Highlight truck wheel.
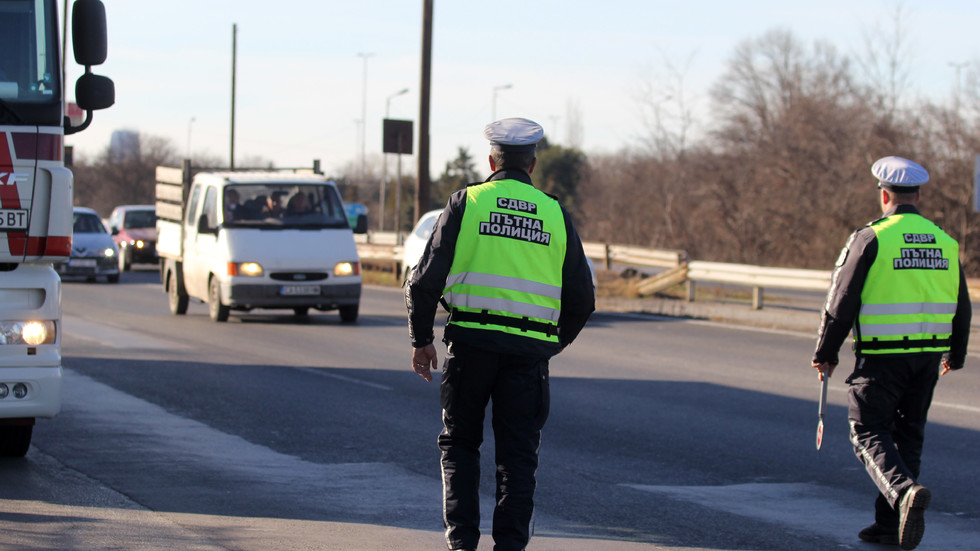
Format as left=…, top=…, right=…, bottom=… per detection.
left=339, top=304, right=359, bottom=323
left=208, top=277, right=230, bottom=322
left=0, top=425, right=32, bottom=457
left=168, top=272, right=188, bottom=315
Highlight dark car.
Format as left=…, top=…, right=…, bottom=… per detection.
left=55, top=207, right=120, bottom=283
left=108, top=205, right=158, bottom=271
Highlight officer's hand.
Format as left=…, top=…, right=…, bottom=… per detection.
left=412, top=343, right=438, bottom=383
left=941, top=359, right=954, bottom=376
left=812, top=361, right=835, bottom=381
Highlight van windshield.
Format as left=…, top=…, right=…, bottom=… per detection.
left=222, top=183, right=350, bottom=229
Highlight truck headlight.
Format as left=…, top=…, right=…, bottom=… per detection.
left=334, top=261, right=360, bottom=277
left=0, top=321, right=55, bottom=345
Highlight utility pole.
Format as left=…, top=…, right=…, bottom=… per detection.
left=416, top=0, right=433, bottom=224
left=230, top=23, right=237, bottom=170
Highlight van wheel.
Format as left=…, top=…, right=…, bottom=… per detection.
left=168, top=272, right=188, bottom=315
left=106, top=273, right=120, bottom=283
left=339, top=304, right=358, bottom=323
left=0, top=425, right=32, bottom=457
left=208, top=277, right=229, bottom=322
left=293, top=307, right=309, bottom=317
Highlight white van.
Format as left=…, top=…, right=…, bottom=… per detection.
left=157, top=169, right=364, bottom=322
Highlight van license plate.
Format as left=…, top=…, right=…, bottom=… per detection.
left=281, top=285, right=320, bottom=296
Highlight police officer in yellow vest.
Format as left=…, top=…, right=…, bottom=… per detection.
left=812, top=156, right=971, bottom=550
left=406, top=118, right=595, bottom=551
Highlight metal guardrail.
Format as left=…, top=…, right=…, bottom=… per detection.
left=358, top=243, right=404, bottom=275
left=355, top=232, right=833, bottom=310
left=686, top=261, right=831, bottom=309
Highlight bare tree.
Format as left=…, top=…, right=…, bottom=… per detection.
left=74, top=134, right=179, bottom=215
left=854, top=1, right=914, bottom=120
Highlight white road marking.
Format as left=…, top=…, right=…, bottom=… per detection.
left=294, top=367, right=393, bottom=391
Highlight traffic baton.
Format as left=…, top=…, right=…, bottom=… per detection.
left=816, top=374, right=828, bottom=450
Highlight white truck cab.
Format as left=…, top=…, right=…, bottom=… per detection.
left=0, top=0, right=114, bottom=456
left=156, top=164, right=363, bottom=322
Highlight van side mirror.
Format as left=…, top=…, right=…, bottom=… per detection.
left=353, top=214, right=368, bottom=234
left=197, top=213, right=215, bottom=235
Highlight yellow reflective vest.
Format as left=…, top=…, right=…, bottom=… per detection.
left=443, top=179, right=567, bottom=343
left=855, top=212, right=959, bottom=354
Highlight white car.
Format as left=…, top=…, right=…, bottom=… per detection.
left=401, top=209, right=443, bottom=281
left=401, top=208, right=597, bottom=295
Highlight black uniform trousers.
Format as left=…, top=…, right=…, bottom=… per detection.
left=438, top=341, right=550, bottom=551
left=846, top=353, right=940, bottom=528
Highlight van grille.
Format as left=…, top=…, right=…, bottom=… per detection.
left=270, top=272, right=329, bottom=282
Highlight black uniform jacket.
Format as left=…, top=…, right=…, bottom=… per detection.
left=405, top=168, right=596, bottom=358
left=812, top=204, right=972, bottom=369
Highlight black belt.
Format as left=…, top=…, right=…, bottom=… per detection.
left=450, top=308, right=557, bottom=337
left=856, top=335, right=950, bottom=351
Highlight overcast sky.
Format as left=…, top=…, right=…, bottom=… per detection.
left=64, top=1, right=980, bottom=179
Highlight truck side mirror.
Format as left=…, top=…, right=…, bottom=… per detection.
left=75, top=73, right=114, bottom=111
left=72, top=0, right=108, bottom=66
left=65, top=0, right=114, bottom=134
left=353, top=214, right=368, bottom=234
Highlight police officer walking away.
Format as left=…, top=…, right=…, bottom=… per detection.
left=406, top=118, right=595, bottom=551
left=811, top=156, right=971, bottom=550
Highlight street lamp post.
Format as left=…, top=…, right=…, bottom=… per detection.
left=380, top=88, right=409, bottom=232
left=492, top=84, right=512, bottom=121
left=357, top=52, right=375, bottom=198
left=186, top=116, right=195, bottom=160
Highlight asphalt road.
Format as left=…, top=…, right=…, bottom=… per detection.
left=0, top=269, right=977, bottom=550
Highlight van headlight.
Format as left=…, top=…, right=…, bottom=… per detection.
left=334, top=261, right=360, bottom=277
left=228, top=262, right=264, bottom=276
left=0, top=321, right=55, bottom=345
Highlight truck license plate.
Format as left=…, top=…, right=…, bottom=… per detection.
left=0, top=209, right=28, bottom=231
left=281, top=285, right=320, bottom=296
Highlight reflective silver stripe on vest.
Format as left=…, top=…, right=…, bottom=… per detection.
left=859, top=302, right=958, bottom=316
left=445, top=271, right=562, bottom=300
left=859, top=321, right=953, bottom=337
left=444, top=291, right=560, bottom=323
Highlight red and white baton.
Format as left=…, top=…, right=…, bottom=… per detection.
left=816, top=375, right=828, bottom=450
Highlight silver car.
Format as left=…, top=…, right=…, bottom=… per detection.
left=56, top=207, right=120, bottom=283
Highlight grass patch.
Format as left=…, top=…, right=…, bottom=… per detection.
left=363, top=269, right=401, bottom=287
